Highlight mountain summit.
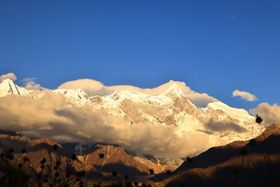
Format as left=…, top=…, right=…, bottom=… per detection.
left=0, top=79, right=30, bottom=97
left=162, top=82, right=185, bottom=98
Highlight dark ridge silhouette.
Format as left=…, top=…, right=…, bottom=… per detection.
left=0, top=130, right=18, bottom=136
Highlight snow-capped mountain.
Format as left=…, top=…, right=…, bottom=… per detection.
left=54, top=88, right=90, bottom=106
left=0, top=79, right=265, bottom=156
left=0, top=79, right=31, bottom=97
left=90, top=83, right=264, bottom=144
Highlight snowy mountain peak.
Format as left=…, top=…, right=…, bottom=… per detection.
left=162, top=82, right=185, bottom=98
left=0, top=79, right=30, bottom=97
left=0, top=78, right=18, bottom=93
left=54, top=88, right=90, bottom=106
left=1, top=78, right=14, bottom=85
left=104, top=89, right=153, bottom=104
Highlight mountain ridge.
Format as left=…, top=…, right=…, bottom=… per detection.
left=0, top=79, right=265, bottom=158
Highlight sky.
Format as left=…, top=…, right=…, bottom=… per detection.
left=0, top=0, right=279, bottom=109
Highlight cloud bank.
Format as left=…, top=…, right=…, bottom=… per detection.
left=232, top=90, right=257, bottom=102
left=0, top=92, right=221, bottom=158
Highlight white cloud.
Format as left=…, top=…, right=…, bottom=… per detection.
left=0, top=72, right=17, bottom=82
left=187, top=93, right=217, bottom=107
left=58, top=79, right=109, bottom=95
left=250, top=103, right=280, bottom=126
left=232, top=90, right=257, bottom=102
left=58, top=79, right=217, bottom=106
left=21, top=78, right=43, bottom=90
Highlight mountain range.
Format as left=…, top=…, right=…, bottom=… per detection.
left=0, top=78, right=265, bottom=158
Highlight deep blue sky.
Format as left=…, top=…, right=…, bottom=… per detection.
left=0, top=0, right=279, bottom=109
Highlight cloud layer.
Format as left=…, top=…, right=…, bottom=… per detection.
left=0, top=92, right=221, bottom=158
left=232, top=90, right=257, bottom=101
left=0, top=73, right=17, bottom=82
left=21, top=78, right=43, bottom=90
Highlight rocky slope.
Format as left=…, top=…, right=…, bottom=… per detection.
left=0, top=132, right=176, bottom=186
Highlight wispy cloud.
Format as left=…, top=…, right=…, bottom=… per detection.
left=250, top=103, right=280, bottom=126
left=0, top=72, right=17, bottom=82
left=21, top=78, right=43, bottom=90
left=232, top=90, right=257, bottom=102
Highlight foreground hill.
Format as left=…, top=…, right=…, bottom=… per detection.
left=0, top=132, right=177, bottom=186
left=157, top=123, right=280, bottom=187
